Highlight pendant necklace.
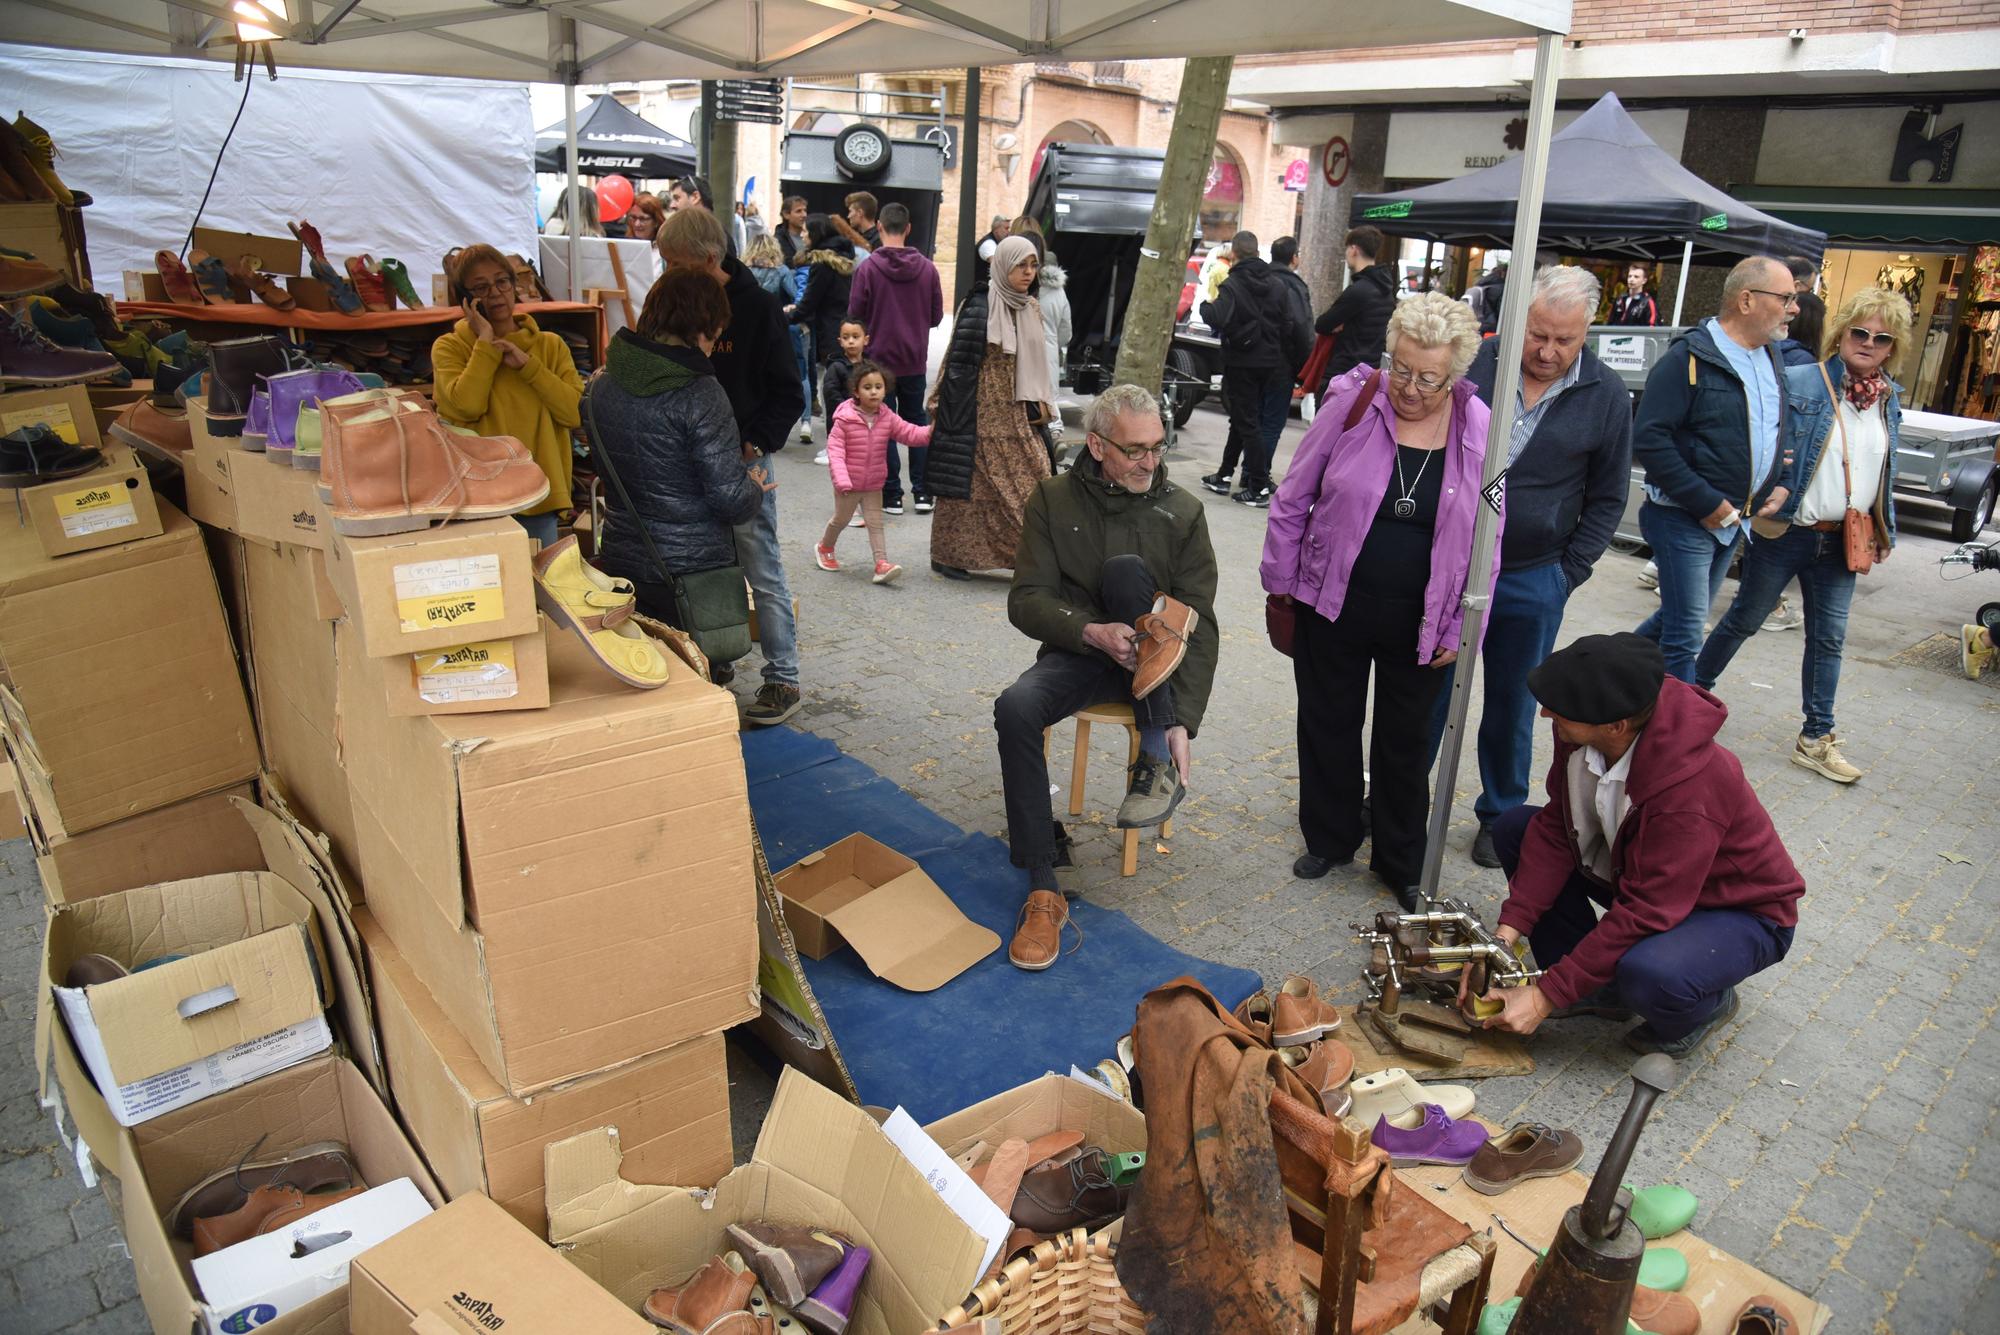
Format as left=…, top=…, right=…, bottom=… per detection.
left=1393, top=408, right=1447, bottom=520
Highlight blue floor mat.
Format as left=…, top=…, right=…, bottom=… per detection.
left=742, top=726, right=1263, bottom=1122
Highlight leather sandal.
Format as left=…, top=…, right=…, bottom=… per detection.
left=230, top=254, right=296, bottom=311
left=155, top=249, right=205, bottom=305
left=346, top=255, right=394, bottom=312
left=532, top=534, right=672, bottom=689
left=188, top=249, right=235, bottom=303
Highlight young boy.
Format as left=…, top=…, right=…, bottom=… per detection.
left=818, top=316, right=869, bottom=468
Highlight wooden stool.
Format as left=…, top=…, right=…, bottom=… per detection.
left=1046, top=702, right=1173, bottom=877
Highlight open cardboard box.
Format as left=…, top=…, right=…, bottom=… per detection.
left=922, top=1072, right=1147, bottom=1164
left=359, top=906, right=731, bottom=1234
left=350, top=1191, right=655, bottom=1335
left=30, top=783, right=264, bottom=906
left=546, top=1069, right=990, bottom=1335
left=113, top=1053, right=444, bottom=1335
left=774, top=832, right=998, bottom=988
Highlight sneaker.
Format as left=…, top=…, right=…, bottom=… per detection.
left=798, top=420, right=814, bottom=442
left=847, top=511, right=866, bottom=528
left=1761, top=596, right=1802, bottom=632
left=1008, top=890, right=1071, bottom=971
left=813, top=544, right=839, bottom=572
left=1791, top=732, right=1861, bottom=784
left=1624, top=987, right=1739, bottom=1058
left=1116, top=752, right=1185, bottom=829
left=743, top=683, right=802, bottom=727
left=1964, top=624, right=1994, bottom=680
left=1199, top=471, right=1232, bottom=496
left=1636, top=561, right=1659, bottom=590
left=871, top=560, right=902, bottom=585
left=1232, top=485, right=1274, bottom=508
left=913, top=493, right=935, bottom=514
left=814, top=449, right=829, bottom=465
left=883, top=498, right=905, bottom=515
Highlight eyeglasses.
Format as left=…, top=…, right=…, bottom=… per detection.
left=464, top=275, right=515, bottom=298
left=1092, top=432, right=1167, bottom=462
left=1846, top=327, right=1896, bottom=349
left=1748, top=288, right=1801, bottom=309
left=1386, top=360, right=1449, bottom=395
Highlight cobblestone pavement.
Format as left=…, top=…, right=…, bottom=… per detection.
left=3, top=394, right=1994, bottom=1332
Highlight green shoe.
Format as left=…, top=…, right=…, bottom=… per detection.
left=1477, top=1298, right=1520, bottom=1335
left=13, top=114, right=75, bottom=206
left=1637, top=1246, right=1689, bottom=1293
left=1625, top=1183, right=1697, bottom=1240
left=378, top=258, right=425, bottom=309
left=1116, top=751, right=1185, bottom=829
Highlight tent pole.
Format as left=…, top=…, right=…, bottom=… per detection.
left=564, top=76, right=581, bottom=303
left=1670, top=238, right=1692, bottom=325
left=1418, top=30, right=1562, bottom=901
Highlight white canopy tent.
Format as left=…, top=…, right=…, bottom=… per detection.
left=3, top=0, right=1574, bottom=902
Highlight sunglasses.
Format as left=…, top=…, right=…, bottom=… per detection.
left=1846, top=327, right=1895, bottom=349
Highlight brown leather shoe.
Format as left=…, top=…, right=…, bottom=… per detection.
left=0, top=251, right=62, bottom=298
left=168, top=1141, right=358, bottom=1239
left=1732, top=1295, right=1798, bottom=1334
left=254, top=1184, right=370, bottom=1235
left=1131, top=594, right=1195, bottom=700
left=644, top=1252, right=759, bottom=1332
left=1231, top=991, right=1275, bottom=1045
left=722, top=1224, right=845, bottom=1309
left=1278, top=1040, right=1354, bottom=1117
left=1516, top=1261, right=1697, bottom=1335
left=322, top=394, right=548, bottom=536
left=191, top=1181, right=369, bottom=1255
left=1009, top=1148, right=1130, bottom=1234
left=1007, top=890, right=1069, bottom=971
left=1269, top=975, right=1341, bottom=1046
left=1462, top=1121, right=1585, bottom=1195
left=109, top=400, right=194, bottom=457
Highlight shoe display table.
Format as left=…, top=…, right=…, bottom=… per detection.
left=112, top=299, right=607, bottom=372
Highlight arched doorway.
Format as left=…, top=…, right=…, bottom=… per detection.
left=1034, top=119, right=1109, bottom=180
left=1200, top=142, right=1246, bottom=243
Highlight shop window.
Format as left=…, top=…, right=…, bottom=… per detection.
left=1200, top=144, right=1245, bottom=244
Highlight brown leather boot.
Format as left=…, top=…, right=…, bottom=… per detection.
left=1131, top=594, right=1196, bottom=700
left=1268, top=974, right=1342, bottom=1046
left=169, top=1141, right=358, bottom=1239
left=643, top=1252, right=757, bottom=1332
left=322, top=394, right=548, bottom=536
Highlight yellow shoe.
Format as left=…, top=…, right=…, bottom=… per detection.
left=1964, top=624, right=1995, bottom=681
left=531, top=534, right=672, bottom=689
left=13, top=115, right=74, bottom=207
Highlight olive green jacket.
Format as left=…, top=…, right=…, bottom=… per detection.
left=1008, top=455, right=1220, bottom=737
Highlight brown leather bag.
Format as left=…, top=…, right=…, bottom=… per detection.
left=1266, top=370, right=1383, bottom=659
left=1819, top=363, right=1878, bottom=575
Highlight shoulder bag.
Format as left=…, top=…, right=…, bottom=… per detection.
left=582, top=374, right=753, bottom=663
left=1266, top=369, right=1384, bottom=657
left=1816, top=363, right=1877, bottom=576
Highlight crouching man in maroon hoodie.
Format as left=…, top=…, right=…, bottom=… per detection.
left=1466, top=631, right=1805, bottom=1059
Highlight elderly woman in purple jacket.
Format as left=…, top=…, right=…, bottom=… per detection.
left=1262, top=292, right=1497, bottom=907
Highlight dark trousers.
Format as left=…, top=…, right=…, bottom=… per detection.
left=1295, top=594, right=1447, bottom=887
left=882, top=371, right=929, bottom=503
left=1491, top=804, right=1794, bottom=1039
left=1218, top=364, right=1290, bottom=491
left=995, top=555, right=1174, bottom=869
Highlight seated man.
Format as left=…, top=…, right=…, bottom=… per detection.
left=995, top=383, right=1219, bottom=972
left=1468, top=632, right=1804, bottom=1058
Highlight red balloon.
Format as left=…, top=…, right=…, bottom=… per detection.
left=595, top=174, right=634, bottom=222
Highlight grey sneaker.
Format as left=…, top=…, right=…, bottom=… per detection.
left=1792, top=732, right=1861, bottom=783
left=1116, top=752, right=1184, bottom=829
left=1761, top=596, right=1802, bottom=632
left=743, top=683, right=801, bottom=727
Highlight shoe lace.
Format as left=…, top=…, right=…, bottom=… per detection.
left=1018, top=895, right=1085, bottom=956
left=1128, top=756, right=1159, bottom=791
left=230, top=1133, right=273, bottom=1196
left=7, top=311, right=65, bottom=354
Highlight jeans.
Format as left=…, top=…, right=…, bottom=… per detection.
left=1491, top=805, right=1793, bottom=1040
left=883, top=371, right=929, bottom=503
left=1694, top=524, right=1854, bottom=738
left=791, top=327, right=813, bottom=425
left=1634, top=500, right=1742, bottom=682
left=994, top=555, right=1174, bottom=869
left=733, top=459, right=799, bottom=687
left=516, top=511, right=560, bottom=547
left=1218, top=365, right=1290, bottom=491
left=1427, top=562, right=1570, bottom=823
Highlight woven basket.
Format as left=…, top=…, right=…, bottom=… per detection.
left=938, top=1228, right=1147, bottom=1334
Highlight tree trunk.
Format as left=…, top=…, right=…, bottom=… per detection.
left=1111, top=56, right=1233, bottom=397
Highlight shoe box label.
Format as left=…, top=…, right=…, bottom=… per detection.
left=53, top=479, right=139, bottom=538
left=1, top=401, right=84, bottom=445
left=393, top=555, right=506, bottom=636
left=411, top=640, right=520, bottom=704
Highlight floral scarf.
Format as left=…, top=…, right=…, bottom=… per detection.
left=1844, top=370, right=1888, bottom=414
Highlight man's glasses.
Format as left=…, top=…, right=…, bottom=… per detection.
left=1386, top=360, right=1449, bottom=394
left=1846, top=327, right=1895, bottom=349
left=1748, top=288, right=1801, bottom=309
left=465, top=275, right=515, bottom=299
left=1093, top=432, right=1167, bottom=462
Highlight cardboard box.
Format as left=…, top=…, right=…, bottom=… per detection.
left=32, top=782, right=264, bottom=906
left=113, top=1054, right=444, bottom=1335
left=351, top=1192, right=654, bottom=1335
left=44, top=867, right=334, bottom=1126
left=774, top=833, right=999, bottom=988
left=184, top=428, right=238, bottom=530
left=547, top=1069, right=989, bottom=1335
left=360, top=907, right=731, bottom=1233
left=193, top=225, right=302, bottom=277
left=231, top=449, right=334, bottom=550
left=342, top=627, right=756, bottom=1096
left=0, top=382, right=100, bottom=447
left=21, top=443, right=164, bottom=558
left=288, top=273, right=334, bottom=312
left=0, top=200, right=89, bottom=285
left=328, top=519, right=538, bottom=658
left=194, top=1179, right=432, bottom=1335
left=378, top=624, right=551, bottom=717
left=0, top=503, right=258, bottom=837
left=922, top=1073, right=1148, bottom=1163
left=0, top=774, right=22, bottom=841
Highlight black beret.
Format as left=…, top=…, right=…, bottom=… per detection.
left=1527, top=633, right=1665, bottom=725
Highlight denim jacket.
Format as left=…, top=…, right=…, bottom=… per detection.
left=1756, top=356, right=1899, bottom=547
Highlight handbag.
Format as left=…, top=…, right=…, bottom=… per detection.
left=582, top=375, right=752, bottom=664
left=1818, top=363, right=1878, bottom=575
left=1265, top=369, right=1384, bottom=658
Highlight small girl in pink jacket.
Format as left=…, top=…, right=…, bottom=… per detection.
left=814, top=360, right=934, bottom=584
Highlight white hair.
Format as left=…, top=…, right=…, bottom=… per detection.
left=1722, top=255, right=1785, bottom=306
left=1532, top=265, right=1601, bottom=318
left=1086, top=383, right=1161, bottom=438
left=1386, top=291, right=1483, bottom=378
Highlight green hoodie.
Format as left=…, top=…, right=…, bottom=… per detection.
left=605, top=329, right=704, bottom=397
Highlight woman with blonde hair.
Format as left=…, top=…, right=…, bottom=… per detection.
left=1261, top=292, right=1498, bottom=905
left=1695, top=286, right=1910, bottom=785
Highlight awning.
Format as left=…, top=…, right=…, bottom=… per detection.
left=1729, top=186, right=2000, bottom=250
left=535, top=94, right=696, bottom=180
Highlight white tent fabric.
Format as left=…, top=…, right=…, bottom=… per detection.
left=0, top=43, right=536, bottom=296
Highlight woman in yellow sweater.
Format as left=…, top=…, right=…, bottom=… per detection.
left=432, top=244, right=584, bottom=545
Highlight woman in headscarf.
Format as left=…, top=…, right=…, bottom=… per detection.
left=926, top=234, right=1057, bottom=578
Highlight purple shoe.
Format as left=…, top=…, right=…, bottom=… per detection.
left=0, top=311, right=122, bottom=386
left=795, top=1241, right=870, bottom=1335
left=1371, top=1103, right=1489, bottom=1167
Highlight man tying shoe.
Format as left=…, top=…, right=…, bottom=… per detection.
left=1466, top=632, right=1804, bottom=1058
left=995, top=383, right=1218, bottom=970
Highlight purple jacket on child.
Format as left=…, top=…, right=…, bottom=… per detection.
left=826, top=398, right=934, bottom=493
left=1259, top=365, right=1503, bottom=664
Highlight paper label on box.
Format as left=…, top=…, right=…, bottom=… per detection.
left=1, top=403, right=82, bottom=444
left=392, top=554, right=505, bottom=635
left=412, top=640, right=520, bottom=703
left=54, top=481, right=137, bottom=537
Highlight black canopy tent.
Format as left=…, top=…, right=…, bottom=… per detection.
left=1352, top=93, right=1828, bottom=268
left=534, top=95, right=697, bottom=181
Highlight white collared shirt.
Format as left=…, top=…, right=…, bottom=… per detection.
left=1798, top=398, right=1888, bottom=526
left=1571, top=740, right=1639, bottom=880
